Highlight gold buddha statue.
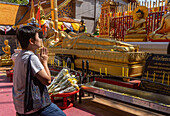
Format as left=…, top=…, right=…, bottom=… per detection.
left=0, top=40, right=13, bottom=66
left=63, top=32, right=138, bottom=52
left=47, top=30, right=138, bottom=52
left=44, top=21, right=59, bottom=47
left=125, top=6, right=148, bottom=42
left=1, top=40, right=11, bottom=59
left=149, top=2, right=170, bottom=40
left=44, top=18, right=138, bottom=51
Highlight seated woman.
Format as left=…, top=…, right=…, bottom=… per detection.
left=1, top=40, right=11, bottom=59
left=149, top=2, right=170, bottom=40
left=79, top=20, right=86, bottom=33
left=126, top=6, right=148, bottom=34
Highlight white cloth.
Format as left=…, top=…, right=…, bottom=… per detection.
left=0, top=26, right=12, bottom=32
left=63, top=22, right=72, bottom=30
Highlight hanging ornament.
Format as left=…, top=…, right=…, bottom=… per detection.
left=4, top=27, right=7, bottom=34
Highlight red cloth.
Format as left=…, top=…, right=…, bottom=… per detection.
left=36, top=8, right=41, bottom=28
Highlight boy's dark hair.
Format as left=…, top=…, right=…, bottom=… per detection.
left=16, top=26, right=38, bottom=49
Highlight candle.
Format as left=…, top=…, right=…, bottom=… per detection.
left=105, top=68, right=107, bottom=76
left=123, top=6, right=125, bottom=16
left=150, top=0, right=152, bottom=12
left=161, top=0, right=163, bottom=12
left=63, top=61, right=65, bottom=67
left=145, top=0, right=147, bottom=7
left=123, top=5, right=125, bottom=12
left=122, top=67, right=125, bottom=76
left=165, top=0, right=168, bottom=14
left=100, top=68, right=101, bottom=75
left=138, top=1, right=140, bottom=6
left=146, top=71, right=148, bottom=80
left=58, top=60, right=59, bottom=66
left=65, top=62, right=67, bottom=67
left=162, top=73, right=165, bottom=84
left=153, top=1, right=155, bottom=12
left=71, top=63, right=74, bottom=70
left=126, top=68, right=129, bottom=77
left=168, top=75, right=169, bottom=85
left=153, top=73, right=156, bottom=82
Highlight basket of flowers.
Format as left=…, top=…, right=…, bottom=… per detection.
left=47, top=69, right=80, bottom=109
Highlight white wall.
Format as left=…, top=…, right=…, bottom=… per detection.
left=75, top=0, right=105, bottom=33
left=75, top=0, right=128, bottom=33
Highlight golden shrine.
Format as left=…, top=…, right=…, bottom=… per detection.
left=99, top=1, right=119, bottom=38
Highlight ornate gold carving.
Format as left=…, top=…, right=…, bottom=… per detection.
left=48, top=48, right=146, bottom=64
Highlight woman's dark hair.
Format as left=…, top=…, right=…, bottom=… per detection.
left=80, top=19, right=84, bottom=24
left=136, top=9, right=144, bottom=16
left=16, top=26, right=38, bottom=49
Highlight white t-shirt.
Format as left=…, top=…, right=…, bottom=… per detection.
left=12, top=50, right=44, bottom=114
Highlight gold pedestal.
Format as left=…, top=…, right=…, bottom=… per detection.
left=124, top=34, right=147, bottom=42
left=0, top=58, right=13, bottom=66
left=48, top=48, right=146, bottom=77
left=75, top=58, right=144, bottom=77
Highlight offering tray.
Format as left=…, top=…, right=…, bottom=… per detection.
left=81, top=81, right=170, bottom=114
left=50, top=90, right=80, bottom=109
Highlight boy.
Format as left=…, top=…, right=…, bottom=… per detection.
left=13, top=26, right=66, bottom=116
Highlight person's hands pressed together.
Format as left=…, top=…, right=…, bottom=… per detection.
left=39, top=47, right=48, bottom=64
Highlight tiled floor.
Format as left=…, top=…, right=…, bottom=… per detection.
left=0, top=67, right=15, bottom=116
